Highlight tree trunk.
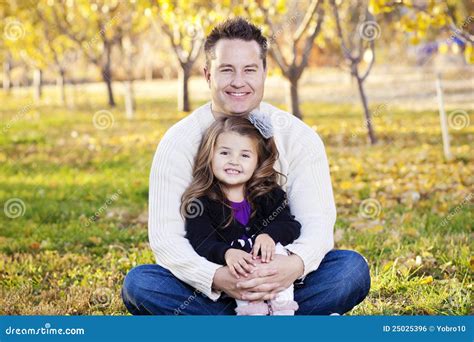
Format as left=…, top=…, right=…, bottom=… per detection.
left=3, top=57, right=12, bottom=92
left=102, top=43, right=115, bottom=107
left=178, top=63, right=191, bottom=112
left=57, top=69, right=66, bottom=105
left=102, top=65, right=115, bottom=107
left=67, top=79, right=76, bottom=109
left=124, top=80, right=135, bottom=119
left=33, top=68, right=43, bottom=103
left=354, top=67, right=376, bottom=145
left=145, top=60, right=153, bottom=82
left=286, top=76, right=302, bottom=119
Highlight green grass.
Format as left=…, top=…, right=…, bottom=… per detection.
left=0, top=89, right=472, bottom=315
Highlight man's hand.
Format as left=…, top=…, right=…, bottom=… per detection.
left=212, top=253, right=304, bottom=302
left=238, top=254, right=304, bottom=302
left=252, top=233, right=275, bottom=262
left=224, top=249, right=256, bottom=279
left=212, top=263, right=279, bottom=301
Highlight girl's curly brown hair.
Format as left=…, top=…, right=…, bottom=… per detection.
left=180, top=116, right=286, bottom=228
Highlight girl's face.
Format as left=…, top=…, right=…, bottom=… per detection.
left=211, top=131, right=259, bottom=188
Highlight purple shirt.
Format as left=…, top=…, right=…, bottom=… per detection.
left=229, top=198, right=251, bottom=226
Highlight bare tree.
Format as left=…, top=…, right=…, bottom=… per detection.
left=51, top=1, right=126, bottom=107
left=251, top=0, right=324, bottom=119
left=330, top=0, right=377, bottom=144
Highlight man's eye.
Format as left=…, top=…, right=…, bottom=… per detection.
left=221, top=69, right=232, bottom=72
left=245, top=69, right=256, bottom=72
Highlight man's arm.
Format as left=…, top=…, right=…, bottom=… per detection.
left=284, top=122, right=336, bottom=278
left=148, top=129, right=223, bottom=301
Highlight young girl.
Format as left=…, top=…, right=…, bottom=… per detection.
left=181, top=112, right=301, bottom=315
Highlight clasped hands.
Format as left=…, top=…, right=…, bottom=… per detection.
left=215, top=234, right=303, bottom=302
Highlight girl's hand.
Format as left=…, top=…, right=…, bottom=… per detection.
left=224, top=249, right=256, bottom=279
left=252, top=233, right=275, bottom=263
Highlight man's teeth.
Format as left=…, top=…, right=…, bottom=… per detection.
left=229, top=92, right=247, bottom=97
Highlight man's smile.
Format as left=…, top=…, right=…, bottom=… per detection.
left=225, top=91, right=251, bottom=99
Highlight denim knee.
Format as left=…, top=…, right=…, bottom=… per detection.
left=122, top=264, right=157, bottom=308
left=344, top=251, right=371, bottom=300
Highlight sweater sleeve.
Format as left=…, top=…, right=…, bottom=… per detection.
left=148, top=127, right=223, bottom=301
left=259, top=188, right=301, bottom=246
left=185, top=199, right=233, bottom=265
left=284, top=124, right=336, bottom=278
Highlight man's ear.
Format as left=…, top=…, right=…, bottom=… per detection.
left=203, top=66, right=211, bottom=88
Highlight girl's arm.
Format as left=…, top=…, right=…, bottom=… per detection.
left=185, top=199, right=233, bottom=265
left=259, top=188, right=302, bottom=246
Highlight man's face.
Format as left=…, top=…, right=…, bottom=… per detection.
left=204, top=39, right=267, bottom=117
left=211, top=132, right=258, bottom=187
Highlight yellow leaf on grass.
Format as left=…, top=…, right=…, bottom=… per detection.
left=419, top=276, right=433, bottom=285
left=405, top=227, right=419, bottom=237
left=340, top=181, right=352, bottom=190
left=367, top=224, right=384, bottom=234
left=382, top=261, right=394, bottom=272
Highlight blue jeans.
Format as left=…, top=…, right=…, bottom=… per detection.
left=121, top=249, right=370, bottom=315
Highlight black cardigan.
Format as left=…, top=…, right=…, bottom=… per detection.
left=185, top=187, right=301, bottom=265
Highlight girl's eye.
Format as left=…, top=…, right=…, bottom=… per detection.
left=242, top=154, right=250, bottom=158
left=220, top=151, right=228, bottom=155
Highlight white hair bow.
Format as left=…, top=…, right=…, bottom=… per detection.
left=248, top=110, right=274, bottom=139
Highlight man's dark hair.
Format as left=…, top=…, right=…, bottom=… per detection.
left=204, top=17, right=268, bottom=69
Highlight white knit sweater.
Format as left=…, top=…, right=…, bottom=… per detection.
left=148, top=101, right=336, bottom=301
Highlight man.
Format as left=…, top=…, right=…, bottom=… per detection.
left=122, top=17, right=370, bottom=315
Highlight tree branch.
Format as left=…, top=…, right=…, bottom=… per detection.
left=293, top=0, right=320, bottom=44
left=296, top=0, right=324, bottom=78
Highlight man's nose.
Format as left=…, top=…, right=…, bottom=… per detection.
left=230, top=72, right=245, bottom=88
